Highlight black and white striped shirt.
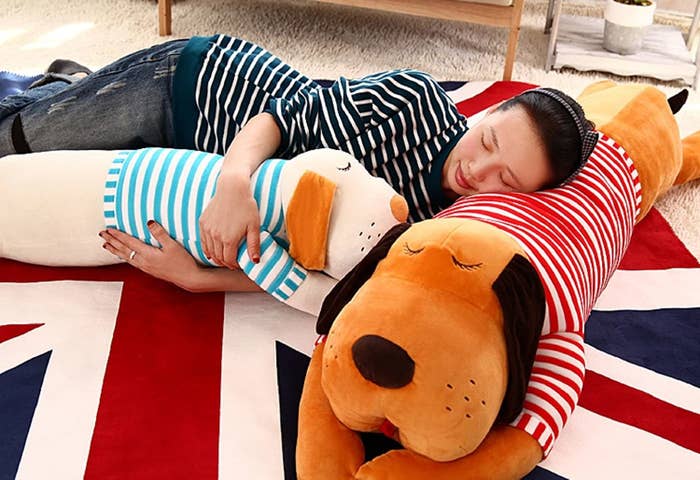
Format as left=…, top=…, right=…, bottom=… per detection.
left=173, top=34, right=468, bottom=221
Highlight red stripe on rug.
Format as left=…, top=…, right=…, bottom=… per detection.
left=0, top=259, right=138, bottom=282
left=0, top=324, right=43, bottom=344
left=77, top=272, right=223, bottom=480
left=579, top=369, right=700, bottom=453
left=455, top=81, right=537, bottom=117
left=620, top=208, right=700, bottom=270
left=1, top=259, right=225, bottom=477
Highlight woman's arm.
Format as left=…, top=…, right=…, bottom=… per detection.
left=202, top=73, right=403, bottom=268
left=184, top=265, right=261, bottom=293
left=198, top=112, right=282, bottom=269
left=100, top=221, right=261, bottom=293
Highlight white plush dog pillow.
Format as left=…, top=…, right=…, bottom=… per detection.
left=0, top=150, right=117, bottom=266
left=0, top=147, right=408, bottom=315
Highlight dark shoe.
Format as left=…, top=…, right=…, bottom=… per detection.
left=28, top=73, right=76, bottom=89
left=46, top=59, right=93, bottom=76
left=27, top=59, right=94, bottom=89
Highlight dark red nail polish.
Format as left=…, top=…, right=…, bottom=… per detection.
left=147, top=220, right=155, bottom=226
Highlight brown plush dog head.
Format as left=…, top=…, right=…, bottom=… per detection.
left=316, top=218, right=545, bottom=461
left=576, top=81, right=700, bottom=222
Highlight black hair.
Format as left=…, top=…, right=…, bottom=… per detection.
left=496, top=88, right=595, bottom=188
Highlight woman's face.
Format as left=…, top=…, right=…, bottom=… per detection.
left=442, top=105, right=553, bottom=200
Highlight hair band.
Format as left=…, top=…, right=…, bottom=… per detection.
left=524, top=88, right=598, bottom=185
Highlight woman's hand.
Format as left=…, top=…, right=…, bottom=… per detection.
left=100, top=221, right=204, bottom=292
left=197, top=112, right=282, bottom=269
left=198, top=171, right=261, bottom=269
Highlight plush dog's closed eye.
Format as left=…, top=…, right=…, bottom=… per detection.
left=403, top=242, right=423, bottom=255
left=452, top=256, right=482, bottom=271
left=337, top=161, right=351, bottom=171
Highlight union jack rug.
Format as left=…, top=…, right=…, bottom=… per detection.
left=1, top=81, right=698, bottom=479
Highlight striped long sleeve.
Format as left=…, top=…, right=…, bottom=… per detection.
left=173, top=35, right=469, bottom=222
left=436, top=134, right=642, bottom=456
left=173, top=35, right=317, bottom=155
left=265, top=69, right=468, bottom=220
left=236, top=230, right=308, bottom=301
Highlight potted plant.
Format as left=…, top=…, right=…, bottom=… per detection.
left=603, top=0, right=656, bottom=55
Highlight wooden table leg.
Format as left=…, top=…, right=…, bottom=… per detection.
left=503, top=0, right=526, bottom=82
left=158, top=0, right=172, bottom=36
left=544, top=0, right=562, bottom=71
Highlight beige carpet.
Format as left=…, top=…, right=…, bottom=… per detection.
left=2, top=0, right=699, bottom=258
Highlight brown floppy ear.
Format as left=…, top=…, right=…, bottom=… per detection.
left=491, top=254, right=545, bottom=424
left=316, top=222, right=411, bottom=334
left=286, top=171, right=337, bottom=270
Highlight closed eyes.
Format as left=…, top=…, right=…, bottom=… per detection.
left=480, top=132, right=489, bottom=150
left=499, top=173, right=513, bottom=189
left=337, top=161, right=351, bottom=171
left=403, top=243, right=424, bottom=255
left=481, top=127, right=500, bottom=152
left=404, top=242, right=482, bottom=271
left=452, top=256, right=482, bottom=271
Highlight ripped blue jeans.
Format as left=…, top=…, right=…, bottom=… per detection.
left=0, top=39, right=188, bottom=157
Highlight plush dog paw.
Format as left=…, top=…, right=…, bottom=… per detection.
left=354, top=428, right=542, bottom=480
left=355, top=450, right=439, bottom=480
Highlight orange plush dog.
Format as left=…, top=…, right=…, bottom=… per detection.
left=298, top=219, right=545, bottom=479
left=296, top=82, right=700, bottom=480
left=577, top=81, right=700, bottom=220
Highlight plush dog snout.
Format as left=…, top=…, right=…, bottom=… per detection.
left=352, top=334, right=414, bottom=388
left=390, top=195, right=409, bottom=222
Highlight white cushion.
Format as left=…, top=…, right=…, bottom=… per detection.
left=0, top=150, right=118, bottom=266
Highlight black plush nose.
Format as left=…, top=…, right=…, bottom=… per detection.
left=352, top=335, right=415, bottom=389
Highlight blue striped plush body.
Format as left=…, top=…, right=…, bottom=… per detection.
left=103, top=147, right=307, bottom=301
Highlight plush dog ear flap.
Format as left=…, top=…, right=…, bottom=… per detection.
left=316, top=222, right=411, bottom=334
left=287, top=171, right=337, bottom=270
left=668, top=89, right=689, bottom=115
left=491, top=253, right=546, bottom=424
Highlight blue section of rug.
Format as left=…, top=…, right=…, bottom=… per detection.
left=0, top=71, right=42, bottom=102
left=0, top=351, right=52, bottom=480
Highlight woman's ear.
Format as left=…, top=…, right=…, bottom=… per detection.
left=316, top=222, right=411, bottom=334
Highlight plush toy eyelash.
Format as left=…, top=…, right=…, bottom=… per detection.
left=337, top=161, right=351, bottom=171
left=452, top=256, right=482, bottom=271
left=403, top=243, right=424, bottom=255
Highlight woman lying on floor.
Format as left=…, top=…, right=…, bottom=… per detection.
left=0, top=34, right=595, bottom=291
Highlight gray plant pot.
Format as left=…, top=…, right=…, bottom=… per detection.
left=603, top=21, right=647, bottom=55
left=602, top=0, right=656, bottom=56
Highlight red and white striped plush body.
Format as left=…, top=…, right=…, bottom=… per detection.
left=436, top=134, right=641, bottom=455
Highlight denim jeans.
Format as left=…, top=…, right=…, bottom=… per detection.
left=0, top=39, right=188, bottom=157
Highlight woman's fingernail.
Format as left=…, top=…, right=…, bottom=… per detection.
left=253, top=255, right=260, bottom=263
left=147, top=220, right=155, bottom=227
left=102, top=244, right=107, bottom=249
